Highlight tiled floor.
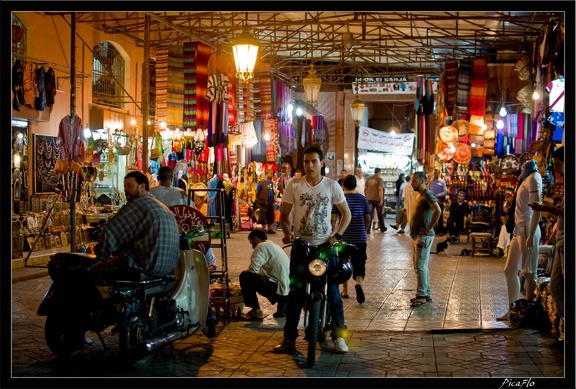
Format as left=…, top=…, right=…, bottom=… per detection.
left=10, top=218, right=569, bottom=381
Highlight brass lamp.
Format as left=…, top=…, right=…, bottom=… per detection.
left=232, top=25, right=260, bottom=83
left=350, top=94, right=365, bottom=126
left=351, top=94, right=365, bottom=169
left=303, top=64, right=322, bottom=107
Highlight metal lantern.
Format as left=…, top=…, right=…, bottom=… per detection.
left=232, top=25, right=260, bottom=83
left=303, top=64, right=322, bottom=107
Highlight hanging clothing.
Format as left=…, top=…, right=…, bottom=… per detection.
left=56, top=115, right=85, bottom=163
left=22, top=62, right=37, bottom=108
left=34, top=66, right=47, bottom=111
left=12, top=59, right=25, bottom=111
left=44, top=67, right=57, bottom=108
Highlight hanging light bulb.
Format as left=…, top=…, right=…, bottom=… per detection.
left=83, top=127, right=92, bottom=139
left=296, top=107, right=303, bottom=116
left=264, top=132, right=271, bottom=141
left=496, top=119, right=505, bottom=130
left=499, top=105, right=508, bottom=117
left=532, top=90, right=540, bottom=100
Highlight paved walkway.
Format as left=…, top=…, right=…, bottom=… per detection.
left=9, top=222, right=571, bottom=387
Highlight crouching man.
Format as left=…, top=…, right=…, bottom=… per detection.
left=238, top=229, right=290, bottom=320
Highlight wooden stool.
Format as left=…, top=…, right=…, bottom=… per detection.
left=469, top=232, right=493, bottom=257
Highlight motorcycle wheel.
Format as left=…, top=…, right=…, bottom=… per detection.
left=306, top=297, right=322, bottom=368
left=119, top=317, right=155, bottom=370
left=45, top=314, right=85, bottom=356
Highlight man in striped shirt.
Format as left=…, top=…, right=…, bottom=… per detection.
left=331, top=175, right=370, bottom=304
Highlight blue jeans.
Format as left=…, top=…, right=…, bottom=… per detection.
left=411, top=235, right=434, bottom=297
left=395, top=196, right=402, bottom=217
left=283, top=243, right=346, bottom=340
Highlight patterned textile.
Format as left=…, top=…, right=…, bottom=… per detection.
left=206, top=73, right=229, bottom=103
left=443, top=60, right=458, bottom=116
left=252, top=70, right=261, bottom=119
left=467, top=59, right=488, bottom=116
left=155, top=47, right=168, bottom=131
left=415, top=77, right=435, bottom=115
left=456, top=60, right=473, bottom=114
left=236, top=80, right=255, bottom=123
left=183, top=42, right=197, bottom=128
left=56, top=115, right=84, bottom=163
left=241, top=121, right=258, bottom=148
left=252, top=121, right=266, bottom=162
left=207, top=101, right=229, bottom=148
left=183, top=42, right=214, bottom=130
left=505, top=114, right=518, bottom=138
left=258, top=62, right=272, bottom=120
left=167, top=45, right=184, bottom=127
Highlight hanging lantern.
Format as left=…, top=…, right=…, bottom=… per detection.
left=232, top=25, right=260, bottom=83
left=350, top=94, right=365, bottom=126
left=303, top=64, right=322, bottom=107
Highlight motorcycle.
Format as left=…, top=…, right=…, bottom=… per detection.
left=283, top=238, right=355, bottom=368
left=37, top=224, right=217, bottom=369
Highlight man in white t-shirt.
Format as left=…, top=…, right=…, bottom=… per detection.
left=149, top=166, right=187, bottom=207
left=274, top=146, right=352, bottom=355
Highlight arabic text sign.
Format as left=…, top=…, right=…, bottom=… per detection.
left=357, top=126, right=414, bottom=155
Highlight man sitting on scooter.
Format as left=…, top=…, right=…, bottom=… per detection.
left=238, top=229, right=290, bottom=320
left=91, top=171, right=180, bottom=285
left=274, top=146, right=352, bottom=355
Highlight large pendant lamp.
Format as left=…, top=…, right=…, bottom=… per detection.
left=303, top=64, right=322, bottom=107
left=232, top=23, right=260, bottom=83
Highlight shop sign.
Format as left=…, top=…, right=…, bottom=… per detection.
left=352, top=76, right=438, bottom=95
left=357, top=126, right=414, bottom=155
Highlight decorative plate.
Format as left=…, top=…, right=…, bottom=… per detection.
left=439, top=125, right=458, bottom=143
left=437, top=142, right=456, bottom=162
left=452, top=120, right=471, bottom=137
left=452, top=143, right=472, bottom=164
left=500, top=154, right=520, bottom=174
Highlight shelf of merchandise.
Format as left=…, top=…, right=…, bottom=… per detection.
left=188, top=187, right=230, bottom=325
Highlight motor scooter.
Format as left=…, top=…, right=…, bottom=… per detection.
left=37, top=225, right=217, bottom=369
left=283, top=238, right=355, bottom=368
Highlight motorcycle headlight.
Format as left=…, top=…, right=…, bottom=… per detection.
left=308, top=259, right=327, bottom=277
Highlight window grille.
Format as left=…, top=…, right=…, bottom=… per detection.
left=92, top=41, right=125, bottom=109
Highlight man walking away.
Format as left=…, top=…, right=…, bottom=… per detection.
left=364, top=168, right=387, bottom=233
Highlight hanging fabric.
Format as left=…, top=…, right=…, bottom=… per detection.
left=155, top=46, right=169, bottom=130
left=56, top=115, right=84, bottom=163
left=443, top=60, right=458, bottom=116
left=467, top=59, right=488, bottom=116
left=167, top=45, right=184, bottom=128
left=456, top=60, right=473, bottom=114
